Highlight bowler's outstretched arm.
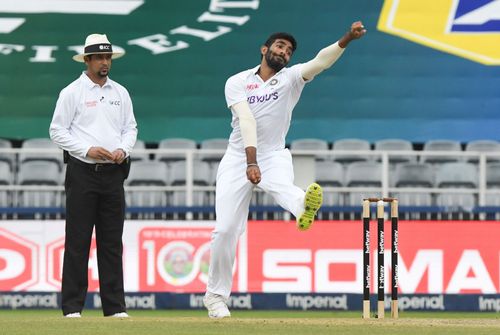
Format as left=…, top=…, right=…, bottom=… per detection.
left=301, top=21, right=366, bottom=81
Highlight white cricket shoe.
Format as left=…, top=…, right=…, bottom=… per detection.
left=64, top=312, right=81, bottom=318
left=203, top=293, right=231, bottom=319
left=110, top=312, right=129, bottom=318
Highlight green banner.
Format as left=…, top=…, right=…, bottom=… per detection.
left=1, top=1, right=499, bottom=143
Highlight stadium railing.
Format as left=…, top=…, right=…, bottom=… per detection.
left=0, top=147, right=499, bottom=220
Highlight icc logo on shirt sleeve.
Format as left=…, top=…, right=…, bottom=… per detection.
left=378, top=0, right=500, bottom=65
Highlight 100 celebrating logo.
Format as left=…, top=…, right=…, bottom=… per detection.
left=141, top=240, right=211, bottom=287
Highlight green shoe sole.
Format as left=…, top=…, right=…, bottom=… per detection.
left=297, top=183, right=323, bottom=231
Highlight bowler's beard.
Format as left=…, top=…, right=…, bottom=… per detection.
left=265, top=49, right=288, bottom=72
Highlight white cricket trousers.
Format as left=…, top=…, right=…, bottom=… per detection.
left=206, top=148, right=305, bottom=298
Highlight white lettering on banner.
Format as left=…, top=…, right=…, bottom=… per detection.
left=398, top=295, right=445, bottom=311
left=190, top=294, right=204, bottom=308
left=30, top=45, right=57, bottom=62
left=142, top=229, right=212, bottom=239
left=226, top=294, right=252, bottom=309
left=198, top=12, right=249, bottom=26
left=128, top=34, right=189, bottom=55
left=0, top=249, right=25, bottom=280
left=398, top=250, right=443, bottom=293
left=0, top=44, right=24, bottom=55
left=189, top=294, right=252, bottom=309
left=95, top=294, right=156, bottom=309
left=479, top=296, right=500, bottom=312
left=209, top=0, right=260, bottom=12
left=286, top=294, right=348, bottom=310
left=142, top=240, right=156, bottom=286
left=0, top=1, right=144, bottom=15
left=125, top=294, right=156, bottom=309
left=0, top=293, right=58, bottom=309
left=447, top=250, right=496, bottom=294
left=262, top=250, right=312, bottom=292
left=0, top=18, right=25, bottom=33
left=315, top=250, right=361, bottom=293
left=263, top=248, right=494, bottom=294
left=0, top=0, right=260, bottom=63
left=170, top=25, right=232, bottom=42
left=0, top=1, right=143, bottom=34
left=0, top=1, right=261, bottom=62
left=262, top=249, right=401, bottom=294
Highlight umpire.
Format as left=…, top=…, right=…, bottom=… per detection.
left=49, top=33, right=137, bottom=318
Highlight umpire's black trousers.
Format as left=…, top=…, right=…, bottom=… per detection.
left=62, top=157, right=126, bottom=316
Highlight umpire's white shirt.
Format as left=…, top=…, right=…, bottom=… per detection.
left=225, top=64, right=308, bottom=153
left=50, top=72, right=137, bottom=164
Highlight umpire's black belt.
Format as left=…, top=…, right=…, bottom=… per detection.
left=68, top=156, right=119, bottom=172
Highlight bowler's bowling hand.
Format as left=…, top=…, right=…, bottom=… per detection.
left=339, top=21, right=366, bottom=48
left=349, top=21, right=366, bottom=39
left=247, top=165, right=261, bottom=184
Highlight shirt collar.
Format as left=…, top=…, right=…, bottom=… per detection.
left=252, top=65, right=286, bottom=82
left=80, top=71, right=113, bottom=89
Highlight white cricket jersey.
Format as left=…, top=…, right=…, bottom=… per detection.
left=225, top=64, right=309, bottom=153
left=49, top=72, right=137, bottom=164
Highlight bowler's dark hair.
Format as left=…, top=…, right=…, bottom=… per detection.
left=264, top=32, right=297, bottom=52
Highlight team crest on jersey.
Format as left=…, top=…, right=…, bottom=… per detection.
left=378, top=0, right=500, bottom=65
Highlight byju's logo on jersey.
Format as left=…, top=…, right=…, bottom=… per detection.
left=378, top=0, right=500, bottom=65
left=247, top=92, right=278, bottom=104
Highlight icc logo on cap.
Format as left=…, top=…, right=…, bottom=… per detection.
left=378, top=0, right=500, bottom=65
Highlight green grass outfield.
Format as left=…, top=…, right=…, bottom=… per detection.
left=0, top=310, right=499, bottom=335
